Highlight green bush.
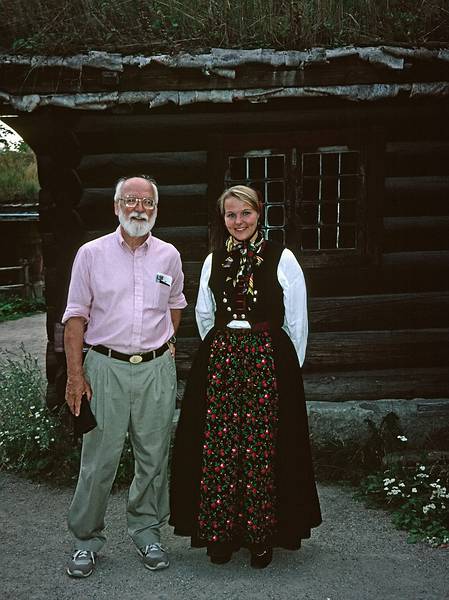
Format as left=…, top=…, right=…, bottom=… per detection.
left=0, top=295, right=46, bottom=322
left=0, top=348, right=134, bottom=486
left=357, top=450, right=449, bottom=547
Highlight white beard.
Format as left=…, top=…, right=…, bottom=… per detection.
left=118, top=208, right=157, bottom=237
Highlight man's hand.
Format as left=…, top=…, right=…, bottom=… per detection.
left=65, top=374, right=92, bottom=416
left=168, top=342, right=176, bottom=358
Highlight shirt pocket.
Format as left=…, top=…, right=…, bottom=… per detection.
left=154, top=281, right=171, bottom=310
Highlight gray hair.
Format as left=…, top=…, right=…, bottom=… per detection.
left=114, top=175, right=159, bottom=204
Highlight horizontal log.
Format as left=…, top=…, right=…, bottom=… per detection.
left=309, top=291, right=449, bottom=331
left=78, top=152, right=208, bottom=187
left=76, top=185, right=208, bottom=228
left=175, top=328, right=449, bottom=377
left=382, top=216, right=449, bottom=251
left=4, top=56, right=449, bottom=95
left=305, top=328, right=449, bottom=371
left=385, top=141, right=449, bottom=177
left=305, top=251, right=449, bottom=296
left=152, top=226, right=208, bottom=261
left=303, top=367, right=449, bottom=401
left=385, top=176, right=449, bottom=217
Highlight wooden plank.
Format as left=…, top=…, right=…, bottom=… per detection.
left=309, top=291, right=449, bottom=331
left=305, top=251, right=449, bottom=296
left=384, top=176, right=449, bottom=217
left=305, top=328, right=449, bottom=371
left=78, top=151, right=207, bottom=186
left=178, top=292, right=449, bottom=334
left=383, top=216, right=449, bottom=251
left=4, top=57, right=449, bottom=95
left=76, top=184, right=208, bottom=229
left=152, top=226, right=208, bottom=261
left=386, top=141, right=449, bottom=177
left=175, top=329, right=449, bottom=376
left=303, top=367, right=449, bottom=401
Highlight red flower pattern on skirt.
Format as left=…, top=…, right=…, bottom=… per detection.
left=197, top=329, right=279, bottom=545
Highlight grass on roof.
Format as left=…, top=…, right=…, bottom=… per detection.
left=1, top=0, right=448, bottom=55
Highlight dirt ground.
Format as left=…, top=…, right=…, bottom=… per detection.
left=0, top=314, right=448, bottom=600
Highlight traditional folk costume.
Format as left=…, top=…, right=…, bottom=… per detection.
left=170, top=233, right=321, bottom=558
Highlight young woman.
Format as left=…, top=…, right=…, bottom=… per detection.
left=170, top=185, right=321, bottom=568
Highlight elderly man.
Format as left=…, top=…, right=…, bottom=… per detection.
left=63, top=175, right=186, bottom=577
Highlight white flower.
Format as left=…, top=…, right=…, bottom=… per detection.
left=397, top=435, right=407, bottom=442
left=412, top=488, right=417, bottom=493
left=419, top=465, right=426, bottom=471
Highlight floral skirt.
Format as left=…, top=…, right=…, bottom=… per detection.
left=196, top=328, right=279, bottom=547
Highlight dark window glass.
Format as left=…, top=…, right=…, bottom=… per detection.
left=267, top=155, right=285, bottom=178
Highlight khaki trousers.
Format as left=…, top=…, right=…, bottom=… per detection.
left=68, top=347, right=176, bottom=552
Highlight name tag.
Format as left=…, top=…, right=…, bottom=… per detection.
left=156, top=272, right=172, bottom=286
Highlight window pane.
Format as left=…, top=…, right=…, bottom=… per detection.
left=267, top=155, right=285, bottom=178
left=321, top=202, right=338, bottom=225
left=266, top=205, right=285, bottom=227
left=249, top=156, right=265, bottom=180
left=321, top=177, right=338, bottom=201
left=340, top=175, right=358, bottom=199
left=301, top=228, right=319, bottom=250
left=299, top=202, right=319, bottom=226
left=302, top=177, right=319, bottom=201
left=322, top=153, right=339, bottom=176
left=266, top=181, right=284, bottom=203
left=339, top=225, right=357, bottom=248
left=339, top=200, right=357, bottom=222
left=267, top=229, right=285, bottom=243
left=320, top=226, right=337, bottom=249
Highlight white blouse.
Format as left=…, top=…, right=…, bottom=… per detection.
left=195, top=248, right=308, bottom=367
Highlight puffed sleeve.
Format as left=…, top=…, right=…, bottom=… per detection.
left=195, top=253, right=216, bottom=340
left=277, top=248, right=308, bottom=367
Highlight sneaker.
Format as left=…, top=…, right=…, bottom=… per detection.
left=66, top=550, right=96, bottom=578
left=138, top=543, right=169, bottom=571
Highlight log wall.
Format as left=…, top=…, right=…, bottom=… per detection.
left=4, top=97, right=449, bottom=403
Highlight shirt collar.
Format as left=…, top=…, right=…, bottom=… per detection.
left=115, top=225, right=152, bottom=251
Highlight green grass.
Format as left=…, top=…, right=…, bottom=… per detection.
left=0, top=146, right=38, bottom=204
left=2, top=0, right=448, bottom=54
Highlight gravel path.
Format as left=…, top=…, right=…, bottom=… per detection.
left=0, top=314, right=448, bottom=599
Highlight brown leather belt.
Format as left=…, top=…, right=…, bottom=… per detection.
left=91, top=344, right=167, bottom=364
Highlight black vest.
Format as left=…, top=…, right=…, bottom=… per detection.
left=209, top=240, right=285, bottom=328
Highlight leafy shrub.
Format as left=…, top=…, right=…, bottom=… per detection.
left=0, top=295, right=45, bottom=322
left=357, top=443, right=449, bottom=547
left=0, top=348, right=133, bottom=486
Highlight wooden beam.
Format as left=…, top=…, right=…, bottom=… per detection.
left=78, top=151, right=207, bottom=186
left=309, top=291, right=449, bottom=331
left=386, top=141, right=449, bottom=177
left=385, top=176, right=449, bottom=217
left=175, top=328, right=449, bottom=376
left=383, top=216, right=449, bottom=251
left=305, top=251, right=449, bottom=296
left=306, top=328, right=449, bottom=371
left=303, top=367, right=449, bottom=401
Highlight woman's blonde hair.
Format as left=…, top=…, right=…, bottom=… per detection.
left=217, top=185, right=261, bottom=216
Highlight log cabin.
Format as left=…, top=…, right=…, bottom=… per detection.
left=0, top=47, right=448, bottom=407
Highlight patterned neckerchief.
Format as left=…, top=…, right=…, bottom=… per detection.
left=222, top=230, right=265, bottom=296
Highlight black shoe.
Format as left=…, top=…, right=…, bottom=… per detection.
left=250, top=547, right=273, bottom=569
left=209, top=553, right=232, bottom=565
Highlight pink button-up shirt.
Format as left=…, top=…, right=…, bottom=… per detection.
left=62, top=227, right=187, bottom=353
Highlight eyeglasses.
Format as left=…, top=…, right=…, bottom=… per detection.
left=119, top=196, right=157, bottom=209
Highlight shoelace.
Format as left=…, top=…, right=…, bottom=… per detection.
left=73, top=550, right=94, bottom=561
left=144, top=543, right=166, bottom=554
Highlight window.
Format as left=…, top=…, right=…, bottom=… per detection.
left=221, top=135, right=369, bottom=266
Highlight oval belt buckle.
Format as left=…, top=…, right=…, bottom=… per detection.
left=129, top=354, right=143, bottom=364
